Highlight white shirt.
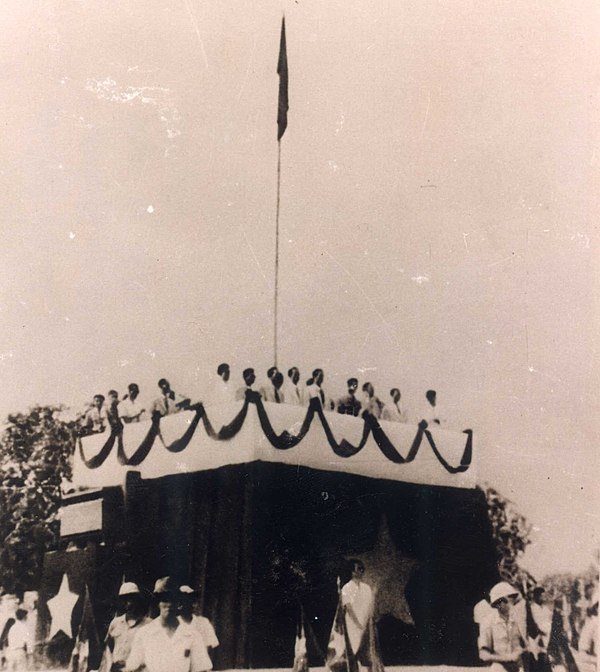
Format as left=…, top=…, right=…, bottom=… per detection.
left=341, top=580, right=373, bottom=653
left=151, top=392, right=189, bottom=416
left=208, top=378, right=233, bottom=406
left=7, top=620, right=29, bottom=651
left=119, top=398, right=146, bottom=423
left=126, top=618, right=212, bottom=672
left=382, top=403, right=407, bottom=423
left=283, top=379, right=302, bottom=405
left=188, top=616, right=218, bottom=648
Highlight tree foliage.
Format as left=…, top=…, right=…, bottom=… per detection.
left=482, top=484, right=534, bottom=588
left=0, top=406, right=75, bottom=593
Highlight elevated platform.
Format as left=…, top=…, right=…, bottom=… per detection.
left=73, top=396, right=475, bottom=490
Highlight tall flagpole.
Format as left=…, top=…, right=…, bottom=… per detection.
left=275, top=16, right=288, bottom=368
left=274, top=140, right=282, bottom=369
left=273, top=140, right=281, bottom=366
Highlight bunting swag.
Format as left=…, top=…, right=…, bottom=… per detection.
left=77, top=397, right=474, bottom=474
left=423, top=428, right=473, bottom=474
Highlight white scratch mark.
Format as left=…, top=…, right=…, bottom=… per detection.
left=328, top=160, right=339, bottom=172
left=85, top=78, right=181, bottom=140
left=462, top=232, right=469, bottom=251
left=486, top=340, right=493, bottom=345
left=239, top=225, right=267, bottom=282
left=411, top=275, right=429, bottom=284
left=147, top=205, right=154, bottom=214
left=144, top=349, right=156, bottom=359
left=182, top=0, right=209, bottom=70
left=0, top=351, right=14, bottom=361
left=358, top=366, right=377, bottom=374
left=69, top=231, right=75, bottom=240
left=118, top=360, right=130, bottom=367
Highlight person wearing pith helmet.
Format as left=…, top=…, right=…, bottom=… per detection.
left=125, top=577, right=211, bottom=672
left=478, top=582, right=526, bottom=672
left=178, top=586, right=219, bottom=664
left=102, top=582, right=150, bottom=672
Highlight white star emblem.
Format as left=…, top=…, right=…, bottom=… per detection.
left=47, top=573, right=79, bottom=639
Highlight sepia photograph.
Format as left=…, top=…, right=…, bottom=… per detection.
left=0, top=2, right=597, bottom=672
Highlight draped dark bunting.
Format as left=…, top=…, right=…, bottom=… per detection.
left=77, top=396, right=473, bottom=474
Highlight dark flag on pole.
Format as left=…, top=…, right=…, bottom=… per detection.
left=277, top=16, right=288, bottom=141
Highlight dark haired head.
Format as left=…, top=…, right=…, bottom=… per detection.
left=426, top=389, right=436, bottom=404
left=267, top=366, right=278, bottom=379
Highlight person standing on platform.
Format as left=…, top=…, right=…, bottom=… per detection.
left=337, top=378, right=362, bottom=417
left=261, top=371, right=286, bottom=403
left=209, top=363, right=232, bottom=405
left=235, top=368, right=256, bottom=400
left=102, top=583, right=150, bottom=672
left=361, top=383, right=384, bottom=419
left=151, top=379, right=191, bottom=417
left=120, top=384, right=146, bottom=424
left=422, top=389, right=444, bottom=426
left=303, top=369, right=334, bottom=410
left=479, top=582, right=526, bottom=672
left=178, top=586, right=219, bottom=664
left=84, top=394, right=108, bottom=433
left=126, top=577, right=211, bottom=672
left=284, top=367, right=302, bottom=405
left=106, top=390, right=122, bottom=431
left=382, top=389, right=406, bottom=423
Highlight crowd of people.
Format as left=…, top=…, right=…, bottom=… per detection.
left=76, top=363, right=445, bottom=436
left=101, top=579, right=218, bottom=672
left=474, top=581, right=598, bottom=672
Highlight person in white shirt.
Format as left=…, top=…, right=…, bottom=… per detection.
left=178, top=586, right=218, bottom=664
left=422, top=389, right=443, bottom=427
left=341, top=560, right=375, bottom=670
left=302, top=369, right=334, bottom=410
left=103, top=583, right=150, bottom=672
left=235, top=368, right=256, bottom=401
left=5, top=609, right=30, bottom=672
left=126, top=577, right=211, bottom=672
left=151, top=379, right=191, bottom=417
left=361, top=383, right=384, bottom=419
left=478, top=582, right=526, bottom=672
left=382, top=388, right=406, bottom=423
left=261, top=371, right=286, bottom=403
left=84, top=394, right=109, bottom=433
left=284, top=367, right=302, bottom=405
left=208, top=363, right=233, bottom=406
left=120, top=384, right=146, bottom=424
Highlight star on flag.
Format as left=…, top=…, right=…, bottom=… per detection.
left=47, top=573, right=79, bottom=639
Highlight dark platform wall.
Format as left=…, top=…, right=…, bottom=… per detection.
left=122, top=464, right=498, bottom=668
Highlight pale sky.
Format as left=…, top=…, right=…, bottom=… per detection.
left=0, top=0, right=598, bottom=578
